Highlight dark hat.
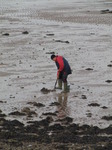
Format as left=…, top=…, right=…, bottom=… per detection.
left=51, top=54, right=56, bottom=60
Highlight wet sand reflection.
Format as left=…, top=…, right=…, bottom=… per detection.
left=56, top=93, right=69, bottom=120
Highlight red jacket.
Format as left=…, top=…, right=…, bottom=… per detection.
left=56, top=56, right=64, bottom=76
left=55, top=56, right=71, bottom=77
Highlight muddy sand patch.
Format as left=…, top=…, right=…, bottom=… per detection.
left=0, top=115, right=112, bottom=150
left=41, top=88, right=55, bottom=94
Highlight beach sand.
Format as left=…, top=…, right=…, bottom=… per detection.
left=0, top=0, right=112, bottom=149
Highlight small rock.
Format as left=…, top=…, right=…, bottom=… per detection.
left=33, top=102, right=45, bottom=107
left=42, top=112, right=57, bottom=116
left=19, top=60, right=22, bottom=64
left=41, top=87, right=55, bottom=94
left=46, top=52, right=55, bottom=54
left=101, top=106, right=108, bottom=109
left=85, top=68, right=93, bottom=71
left=0, top=101, right=6, bottom=103
left=100, top=9, right=109, bottom=14
left=20, top=87, right=24, bottom=89
left=2, top=33, right=9, bottom=36
left=27, top=102, right=45, bottom=107
left=10, top=96, right=15, bottom=98
left=50, top=102, right=60, bottom=106
left=41, top=88, right=50, bottom=94
left=86, top=113, right=92, bottom=117
left=90, top=33, right=95, bottom=35
left=88, top=103, right=100, bottom=107
left=55, top=40, right=70, bottom=44
left=81, top=95, right=87, bottom=99
left=65, top=41, right=70, bottom=44
left=100, top=9, right=112, bottom=14
left=107, top=64, right=112, bottom=67
left=46, top=34, right=54, bottom=36
left=105, top=80, right=112, bottom=83
left=27, top=102, right=33, bottom=105
left=9, top=111, right=26, bottom=116
left=102, top=116, right=112, bottom=121
left=22, top=31, right=29, bottom=34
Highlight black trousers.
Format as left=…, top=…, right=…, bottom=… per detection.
left=59, top=72, right=68, bottom=82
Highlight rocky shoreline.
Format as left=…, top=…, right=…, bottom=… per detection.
left=0, top=108, right=112, bottom=150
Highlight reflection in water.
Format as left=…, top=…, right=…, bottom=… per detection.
left=57, top=93, right=68, bottom=120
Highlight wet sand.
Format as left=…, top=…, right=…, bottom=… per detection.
left=0, top=0, right=112, bottom=149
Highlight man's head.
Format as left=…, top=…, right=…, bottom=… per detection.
left=51, top=54, right=56, bottom=61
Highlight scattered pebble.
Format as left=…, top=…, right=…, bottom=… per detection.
left=0, top=101, right=7, bottom=103
left=85, top=68, right=93, bottom=71
left=81, top=95, right=87, bottom=99
left=105, top=80, right=112, bottom=83
left=33, top=102, right=45, bottom=107
left=86, top=113, right=92, bottom=117
left=42, top=112, right=57, bottom=116
left=101, top=106, right=108, bottom=109
left=46, top=34, right=54, bottom=36
left=46, top=52, right=55, bottom=54
left=20, top=87, right=24, bottom=89
left=2, top=33, right=9, bottom=36
left=101, top=9, right=112, bottom=14
left=102, top=116, right=112, bottom=121
left=107, top=64, right=112, bottom=67
left=50, top=102, right=60, bottom=106
left=54, top=40, right=70, bottom=44
left=22, top=31, right=29, bottom=34
left=41, top=87, right=55, bottom=94
left=27, top=102, right=45, bottom=107
left=10, top=96, right=15, bottom=98
left=88, top=103, right=100, bottom=107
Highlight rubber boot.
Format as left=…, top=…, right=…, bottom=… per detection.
left=63, top=82, right=69, bottom=93
left=56, top=79, right=62, bottom=89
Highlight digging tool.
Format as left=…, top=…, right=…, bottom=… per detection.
left=54, top=79, right=57, bottom=89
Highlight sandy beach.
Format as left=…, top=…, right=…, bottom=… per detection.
left=0, top=0, right=112, bottom=149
